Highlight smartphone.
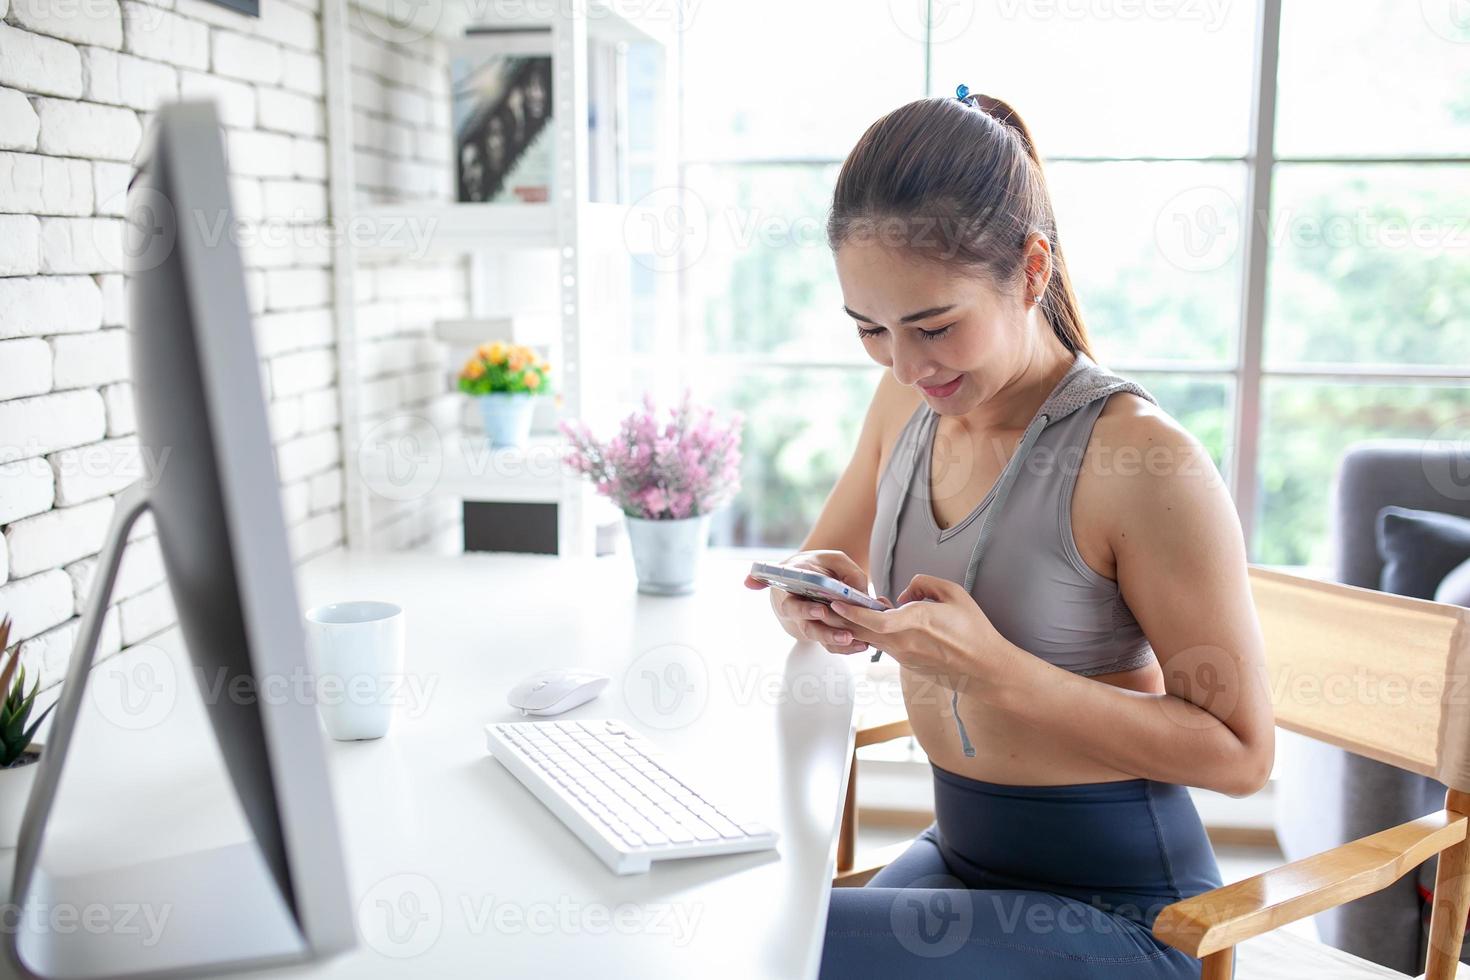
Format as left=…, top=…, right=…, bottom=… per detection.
left=748, top=561, right=887, bottom=611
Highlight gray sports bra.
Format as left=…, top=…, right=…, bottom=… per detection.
left=868, top=351, right=1158, bottom=756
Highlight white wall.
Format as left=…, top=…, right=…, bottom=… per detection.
left=349, top=10, right=469, bottom=552
left=0, top=0, right=469, bottom=687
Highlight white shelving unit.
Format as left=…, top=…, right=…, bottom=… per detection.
left=323, top=0, right=680, bottom=556
left=351, top=202, right=668, bottom=258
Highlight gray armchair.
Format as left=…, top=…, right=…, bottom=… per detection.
left=1273, top=440, right=1470, bottom=974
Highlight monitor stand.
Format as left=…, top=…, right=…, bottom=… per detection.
left=4, top=484, right=313, bottom=980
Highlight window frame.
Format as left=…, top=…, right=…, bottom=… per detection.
left=658, top=0, right=1470, bottom=560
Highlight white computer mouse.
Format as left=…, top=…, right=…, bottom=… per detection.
left=506, top=668, right=610, bottom=716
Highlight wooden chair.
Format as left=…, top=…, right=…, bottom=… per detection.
left=834, top=697, right=912, bottom=884
left=831, top=565, right=1470, bottom=980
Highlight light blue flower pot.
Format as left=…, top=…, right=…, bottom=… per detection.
left=625, top=513, right=713, bottom=595
left=477, top=392, right=538, bottom=448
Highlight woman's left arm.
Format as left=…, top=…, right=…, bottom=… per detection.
left=1016, top=413, right=1274, bottom=795
left=830, top=412, right=1276, bottom=798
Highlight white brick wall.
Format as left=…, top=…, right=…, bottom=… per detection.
left=211, top=30, right=281, bottom=84
left=0, top=338, right=52, bottom=400
left=0, top=276, right=100, bottom=336
left=39, top=216, right=125, bottom=273
left=0, top=88, right=41, bottom=151
left=92, top=160, right=130, bottom=216
left=3, top=496, right=114, bottom=579
left=1, top=0, right=470, bottom=688
left=32, top=97, right=141, bottom=159
left=351, top=18, right=465, bottom=550
left=8, top=0, right=124, bottom=49
left=0, top=214, right=41, bottom=275
left=120, top=3, right=208, bottom=70
left=100, top=381, right=132, bottom=434
left=50, top=435, right=142, bottom=504
left=0, top=23, right=84, bottom=98
left=257, top=85, right=320, bottom=136
left=0, top=461, right=55, bottom=526
left=0, top=152, right=93, bottom=215
left=81, top=46, right=180, bottom=111
left=51, top=328, right=129, bottom=387
left=0, top=390, right=106, bottom=458
left=0, top=569, right=75, bottom=645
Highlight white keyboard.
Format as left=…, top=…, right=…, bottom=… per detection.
left=485, top=719, right=779, bottom=875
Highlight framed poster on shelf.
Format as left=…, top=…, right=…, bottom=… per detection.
left=449, top=30, right=555, bottom=204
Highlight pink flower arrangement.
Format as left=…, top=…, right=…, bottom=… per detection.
left=559, top=388, right=744, bottom=520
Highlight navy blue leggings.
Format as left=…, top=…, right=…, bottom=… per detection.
left=820, top=762, right=1232, bottom=979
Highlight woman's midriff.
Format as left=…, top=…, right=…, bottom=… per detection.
left=899, top=660, right=1167, bottom=786
left=874, top=392, right=1170, bottom=786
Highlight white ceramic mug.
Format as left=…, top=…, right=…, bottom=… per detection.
left=304, top=600, right=405, bottom=740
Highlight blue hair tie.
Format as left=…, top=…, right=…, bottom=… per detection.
left=955, top=83, right=971, bottom=102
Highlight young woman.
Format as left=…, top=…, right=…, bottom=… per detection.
left=743, top=90, right=1273, bottom=978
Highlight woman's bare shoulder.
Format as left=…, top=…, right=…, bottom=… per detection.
left=1083, top=392, right=1228, bottom=520
left=1072, top=391, right=1227, bottom=577
left=1091, top=392, right=1211, bottom=471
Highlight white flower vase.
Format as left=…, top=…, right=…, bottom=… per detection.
left=0, top=745, right=41, bottom=849
left=477, top=392, right=538, bottom=448
left=624, top=513, right=713, bottom=596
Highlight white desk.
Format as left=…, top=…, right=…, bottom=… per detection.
left=6, top=550, right=860, bottom=979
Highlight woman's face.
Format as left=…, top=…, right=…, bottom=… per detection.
left=834, top=240, right=1034, bottom=415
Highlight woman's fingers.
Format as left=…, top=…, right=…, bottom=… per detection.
left=812, top=550, right=871, bottom=593
left=803, top=609, right=861, bottom=646
left=817, top=628, right=858, bottom=652
left=828, top=599, right=897, bottom=635
left=783, top=606, right=863, bottom=650
left=898, top=573, right=957, bottom=605
left=786, top=597, right=827, bottom=621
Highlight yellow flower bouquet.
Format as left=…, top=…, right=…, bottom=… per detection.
left=458, top=342, right=555, bottom=447
left=457, top=341, right=552, bottom=396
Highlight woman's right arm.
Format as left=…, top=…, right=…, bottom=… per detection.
left=743, top=371, right=917, bottom=652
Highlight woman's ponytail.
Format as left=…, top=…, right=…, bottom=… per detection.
left=828, top=92, right=1093, bottom=359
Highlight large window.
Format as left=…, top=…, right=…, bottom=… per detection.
left=671, top=0, right=1470, bottom=567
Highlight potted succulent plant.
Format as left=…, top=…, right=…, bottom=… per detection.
left=560, top=388, right=743, bottom=595
left=457, top=341, right=554, bottom=448
left=0, top=615, right=55, bottom=848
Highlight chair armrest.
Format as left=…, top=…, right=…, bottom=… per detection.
left=855, top=715, right=911, bottom=749
left=833, top=839, right=916, bottom=888
left=853, top=683, right=910, bottom=749
left=1153, top=809, right=1468, bottom=957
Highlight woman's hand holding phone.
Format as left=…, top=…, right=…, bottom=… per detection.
left=742, top=549, right=887, bottom=655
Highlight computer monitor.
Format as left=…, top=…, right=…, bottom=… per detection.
left=4, top=101, right=356, bottom=979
